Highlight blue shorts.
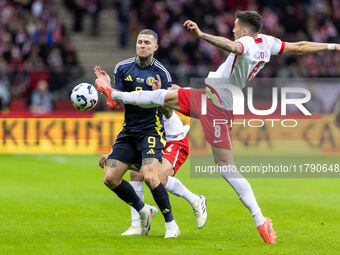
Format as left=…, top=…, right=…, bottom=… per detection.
left=108, top=128, right=165, bottom=168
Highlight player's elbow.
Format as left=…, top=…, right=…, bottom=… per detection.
left=294, top=41, right=307, bottom=55
left=229, top=43, right=242, bottom=55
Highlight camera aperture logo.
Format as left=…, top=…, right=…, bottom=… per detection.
left=201, top=85, right=312, bottom=128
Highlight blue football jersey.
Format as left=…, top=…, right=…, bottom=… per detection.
left=113, top=57, right=172, bottom=133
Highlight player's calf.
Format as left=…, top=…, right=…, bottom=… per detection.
left=141, top=158, right=175, bottom=223
left=110, top=179, right=145, bottom=215
left=103, top=160, right=148, bottom=227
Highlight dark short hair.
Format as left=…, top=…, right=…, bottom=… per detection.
left=235, top=10, right=263, bottom=33
left=138, top=29, right=158, bottom=43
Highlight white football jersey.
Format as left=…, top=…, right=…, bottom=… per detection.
left=163, top=112, right=189, bottom=142
left=206, top=33, right=285, bottom=110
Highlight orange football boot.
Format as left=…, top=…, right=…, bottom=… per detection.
left=95, top=79, right=118, bottom=110
left=257, top=217, right=277, bottom=244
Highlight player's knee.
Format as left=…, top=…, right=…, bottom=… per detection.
left=159, top=175, right=168, bottom=186
left=103, top=172, right=121, bottom=189
left=213, top=154, right=234, bottom=166
left=143, top=174, right=159, bottom=189
left=158, top=169, right=170, bottom=185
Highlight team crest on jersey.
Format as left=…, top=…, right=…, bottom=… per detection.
left=146, top=76, right=155, bottom=86
left=136, top=77, right=144, bottom=83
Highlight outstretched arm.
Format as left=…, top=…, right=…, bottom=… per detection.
left=282, top=41, right=340, bottom=55
left=152, top=74, right=173, bottom=118
left=183, top=20, right=243, bottom=55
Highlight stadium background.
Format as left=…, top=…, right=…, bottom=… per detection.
left=0, top=0, right=339, bottom=254
left=0, top=0, right=339, bottom=156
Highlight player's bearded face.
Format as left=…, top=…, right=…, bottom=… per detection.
left=136, top=34, right=158, bottom=58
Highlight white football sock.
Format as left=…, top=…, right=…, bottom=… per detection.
left=165, top=176, right=200, bottom=206
left=130, top=181, right=144, bottom=227
left=219, top=165, right=266, bottom=227
left=111, top=89, right=167, bottom=108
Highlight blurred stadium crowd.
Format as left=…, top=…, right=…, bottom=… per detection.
left=132, top=0, right=339, bottom=82
left=0, top=0, right=339, bottom=113
left=0, top=0, right=83, bottom=112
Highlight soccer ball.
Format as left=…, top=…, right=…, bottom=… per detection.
left=70, top=83, right=98, bottom=111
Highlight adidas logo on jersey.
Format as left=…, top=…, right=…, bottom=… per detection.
left=124, top=75, right=133, bottom=81
left=146, top=149, right=155, bottom=154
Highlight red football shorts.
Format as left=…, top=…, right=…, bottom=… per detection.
left=177, top=88, right=233, bottom=150
left=163, top=136, right=189, bottom=174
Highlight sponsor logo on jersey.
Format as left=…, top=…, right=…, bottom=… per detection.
left=146, top=149, right=155, bottom=154
left=124, top=75, right=133, bottom=81
left=146, top=76, right=155, bottom=86
left=136, top=77, right=144, bottom=83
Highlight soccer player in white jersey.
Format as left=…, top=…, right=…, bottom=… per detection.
left=96, top=10, right=340, bottom=244
left=99, top=111, right=207, bottom=235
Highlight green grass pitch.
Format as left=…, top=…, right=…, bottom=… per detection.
left=0, top=154, right=339, bottom=255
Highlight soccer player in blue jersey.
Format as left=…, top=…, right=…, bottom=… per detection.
left=94, top=29, right=180, bottom=238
